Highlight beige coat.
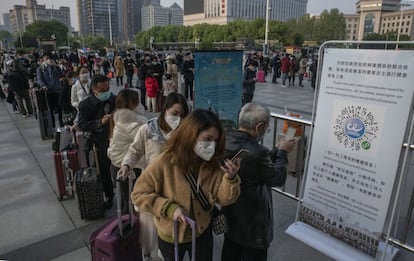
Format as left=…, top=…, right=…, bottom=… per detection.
left=131, top=151, right=241, bottom=244
left=114, top=57, right=125, bottom=77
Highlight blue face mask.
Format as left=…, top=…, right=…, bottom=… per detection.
left=96, top=91, right=111, bottom=101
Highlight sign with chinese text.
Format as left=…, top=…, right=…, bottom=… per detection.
left=300, top=49, right=414, bottom=257
left=194, top=51, right=243, bottom=130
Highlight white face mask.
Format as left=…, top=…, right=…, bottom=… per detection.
left=165, top=114, right=181, bottom=130
left=80, top=73, right=89, bottom=82
left=194, top=141, right=216, bottom=161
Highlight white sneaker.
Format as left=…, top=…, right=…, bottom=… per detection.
left=281, top=85, right=287, bottom=88
left=143, top=256, right=152, bottom=261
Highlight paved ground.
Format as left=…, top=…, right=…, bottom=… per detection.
left=0, top=73, right=413, bottom=261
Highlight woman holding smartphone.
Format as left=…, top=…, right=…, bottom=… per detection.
left=131, top=109, right=241, bottom=261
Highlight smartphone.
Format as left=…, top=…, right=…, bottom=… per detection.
left=231, top=149, right=250, bottom=161
left=285, top=127, right=296, bottom=140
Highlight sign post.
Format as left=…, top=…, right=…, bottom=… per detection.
left=286, top=44, right=414, bottom=260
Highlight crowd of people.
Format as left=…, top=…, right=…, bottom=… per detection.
left=1, top=48, right=298, bottom=261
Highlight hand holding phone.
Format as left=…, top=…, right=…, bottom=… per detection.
left=231, top=149, right=249, bottom=161
left=285, top=127, right=296, bottom=140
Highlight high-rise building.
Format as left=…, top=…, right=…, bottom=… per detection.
left=77, top=0, right=119, bottom=42
left=141, top=2, right=183, bottom=31
left=119, top=0, right=144, bottom=43
left=183, top=0, right=307, bottom=26
left=9, top=0, right=71, bottom=34
left=0, top=14, right=12, bottom=32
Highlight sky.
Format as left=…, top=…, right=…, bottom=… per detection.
left=1, top=0, right=357, bottom=29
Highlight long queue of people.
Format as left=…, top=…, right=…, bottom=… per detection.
left=1, top=49, right=297, bottom=261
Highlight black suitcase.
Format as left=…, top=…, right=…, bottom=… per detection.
left=75, top=149, right=104, bottom=219
left=35, top=89, right=54, bottom=139
left=38, top=109, right=54, bottom=140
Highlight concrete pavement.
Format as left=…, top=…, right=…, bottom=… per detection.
left=0, top=73, right=412, bottom=261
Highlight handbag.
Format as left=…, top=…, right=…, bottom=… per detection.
left=185, top=172, right=228, bottom=235
left=211, top=206, right=228, bottom=235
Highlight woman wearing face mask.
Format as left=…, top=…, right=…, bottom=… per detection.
left=131, top=109, right=241, bottom=261
left=107, top=89, right=147, bottom=214
left=118, top=92, right=189, bottom=261
left=71, top=67, right=91, bottom=110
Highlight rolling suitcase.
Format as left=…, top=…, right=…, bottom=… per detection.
left=53, top=149, right=79, bottom=201
left=91, top=174, right=141, bottom=261
left=256, top=70, right=265, bottom=83
left=74, top=131, right=93, bottom=169
left=174, top=217, right=196, bottom=261
left=35, top=89, right=53, bottom=140
left=75, top=149, right=104, bottom=219
left=38, top=109, right=54, bottom=140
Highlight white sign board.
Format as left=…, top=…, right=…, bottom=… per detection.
left=299, top=48, right=414, bottom=257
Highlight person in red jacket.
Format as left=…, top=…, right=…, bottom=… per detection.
left=280, top=53, right=290, bottom=88
left=145, top=70, right=159, bottom=112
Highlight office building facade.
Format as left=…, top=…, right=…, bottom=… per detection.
left=343, top=0, right=414, bottom=40
left=9, top=0, right=71, bottom=34
left=141, top=2, right=183, bottom=31
left=183, top=0, right=307, bottom=26
left=77, top=0, right=119, bottom=41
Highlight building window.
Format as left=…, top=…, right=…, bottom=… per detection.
left=363, top=13, right=375, bottom=36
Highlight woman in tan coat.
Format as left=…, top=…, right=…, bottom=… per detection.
left=130, top=109, right=241, bottom=261
left=114, top=55, right=125, bottom=86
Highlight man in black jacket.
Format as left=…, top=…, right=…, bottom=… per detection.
left=221, top=102, right=297, bottom=261
left=78, top=74, right=116, bottom=208
left=8, top=60, right=33, bottom=117
left=242, top=60, right=258, bottom=106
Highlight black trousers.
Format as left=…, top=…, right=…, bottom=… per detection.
left=47, top=92, right=63, bottom=127
left=184, top=79, right=194, bottom=100
left=158, top=227, right=213, bottom=261
left=242, top=93, right=253, bottom=106
left=221, top=235, right=267, bottom=261
left=95, top=147, right=114, bottom=199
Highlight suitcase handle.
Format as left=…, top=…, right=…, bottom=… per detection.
left=116, top=172, right=136, bottom=238
left=174, top=216, right=196, bottom=261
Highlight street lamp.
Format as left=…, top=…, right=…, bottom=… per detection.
left=396, top=1, right=412, bottom=50
left=195, top=38, right=200, bottom=50
left=263, top=0, right=270, bottom=57
left=108, top=0, right=113, bottom=46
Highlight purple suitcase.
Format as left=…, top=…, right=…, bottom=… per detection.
left=90, top=174, right=141, bottom=261
left=174, top=217, right=196, bottom=261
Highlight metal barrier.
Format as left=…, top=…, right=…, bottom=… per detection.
left=269, top=112, right=312, bottom=200
left=268, top=111, right=414, bottom=255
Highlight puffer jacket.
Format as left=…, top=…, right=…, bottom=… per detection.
left=222, top=130, right=288, bottom=249
left=107, top=108, right=147, bottom=168
left=131, top=151, right=241, bottom=244
left=122, top=117, right=170, bottom=169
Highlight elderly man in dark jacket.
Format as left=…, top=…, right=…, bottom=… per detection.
left=78, top=74, right=116, bottom=209
left=221, top=102, right=297, bottom=261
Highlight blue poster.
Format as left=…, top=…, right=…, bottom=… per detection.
left=194, top=51, right=243, bottom=130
